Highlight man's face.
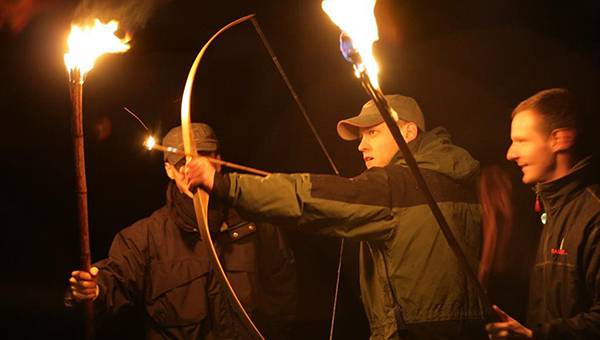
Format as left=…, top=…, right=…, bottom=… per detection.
left=506, top=110, right=556, bottom=184
left=358, top=122, right=411, bottom=169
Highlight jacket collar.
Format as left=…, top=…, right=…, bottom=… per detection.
left=536, top=156, right=595, bottom=212
left=166, top=182, right=229, bottom=234
left=389, top=126, right=480, bottom=182
left=389, top=129, right=422, bottom=164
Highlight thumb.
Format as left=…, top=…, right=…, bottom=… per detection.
left=492, top=304, right=510, bottom=321
left=90, top=266, right=99, bottom=277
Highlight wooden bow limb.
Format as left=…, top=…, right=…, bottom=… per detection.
left=180, top=14, right=265, bottom=340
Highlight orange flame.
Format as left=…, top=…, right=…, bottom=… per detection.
left=322, top=0, right=380, bottom=88
left=64, top=19, right=130, bottom=77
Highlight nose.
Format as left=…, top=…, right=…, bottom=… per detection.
left=506, top=143, right=516, bottom=161
left=358, top=136, right=368, bottom=152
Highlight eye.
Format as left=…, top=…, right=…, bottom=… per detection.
left=368, top=129, right=378, bottom=136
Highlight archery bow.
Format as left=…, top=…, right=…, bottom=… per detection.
left=181, top=14, right=348, bottom=340
left=180, top=14, right=264, bottom=340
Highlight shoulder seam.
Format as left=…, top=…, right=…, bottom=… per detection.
left=586, top=187, right=600, bottom=205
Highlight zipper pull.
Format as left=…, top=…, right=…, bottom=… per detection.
left=535, top=188, right=547, bottom=224
left=534, top=193, right=542, bottom=213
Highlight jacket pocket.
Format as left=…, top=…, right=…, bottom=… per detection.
left=147, top=258, right=209, bottom=327
left=222, top=223, right=257, bottom=273
left=221, top=226, right=258, bottom=310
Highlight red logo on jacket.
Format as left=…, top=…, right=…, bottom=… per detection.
left=551, top=248, right=568, bottom=256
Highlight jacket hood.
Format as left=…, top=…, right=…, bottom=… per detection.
left=391, top=127, right=480, bottom=181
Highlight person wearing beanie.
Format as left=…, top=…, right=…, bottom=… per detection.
left=186, top=95, right=487, bottom=339
left=66, top=123, right=297, bottom=339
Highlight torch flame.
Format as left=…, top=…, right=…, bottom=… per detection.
left=322, top=0, right=380, bottom=88
left=64, top=19, right=131, bottom=78
left=144, top=136, right=156, bottom=150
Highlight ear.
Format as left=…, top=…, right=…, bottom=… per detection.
left=550, top=128, right=576, bottom=152
left=164, top=163, right=176, bottom=180
left=403, top=122, right=419, bottom=143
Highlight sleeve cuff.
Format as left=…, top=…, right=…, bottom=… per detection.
left=213, top=172, right=231, bottom=202
left=531, top=324, right=549, bottom=340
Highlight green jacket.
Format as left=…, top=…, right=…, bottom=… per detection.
left=216, top=127, right=485, bottom=339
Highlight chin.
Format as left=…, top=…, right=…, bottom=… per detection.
left=521, top=176, right=534, bottom=185
left=521, top=172, right=540, bottom=185
left=366, top=163, right=382, bottom=169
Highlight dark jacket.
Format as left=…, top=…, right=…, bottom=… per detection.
left=528, top=157, right=600, bottom=340
left=82, top=183, right=297, bottom=339
left=215, top=127, right=486, bottom=339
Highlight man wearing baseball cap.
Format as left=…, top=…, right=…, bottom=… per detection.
left=186, top=95, right=486, bottom=339
left=66, top=123, right=298, bottom=339
left=337, top=95, right=426, bottom=169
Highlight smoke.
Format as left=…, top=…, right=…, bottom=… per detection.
left=72, top=0, right=171, bottom=32
left=0, top=0, right=57, bottom=33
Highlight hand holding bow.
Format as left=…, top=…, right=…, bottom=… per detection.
left=185, top=156, right=216, bottom=193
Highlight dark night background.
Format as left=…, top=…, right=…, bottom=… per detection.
left=0, top=0, right=599, bottom=339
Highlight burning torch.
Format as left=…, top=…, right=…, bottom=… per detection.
left=321, top=0, right=496, bottom=321
left=64, top=19, right=130, bottom=338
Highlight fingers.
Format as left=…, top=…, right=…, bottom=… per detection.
left=485, top=319, right=518, bottom=339
left=185, top=158, right=204, bottom=178
left=486, top=323, right=511, bottom=340
left=185, top=156, right=207, bottom=173
left=71, top=289, right=97, bottom=301
left=72, top=281, right=96, bottom=292
left=487, top=329, right=510, bottom=339
left=486, top=320, right=509, bottom=330
left=486, top=306, right=512, bottom=337
left=186, top=156, right=213, bottom=172
left=69, top=267, right=99, bottom=302
left=486, top=306, right=531, bottom=339
left=184, top=157, right=215, bottom=192
left=492, top=304, right=511, bottom=321
left=69, top=276, right=97, bottom=288
left=71, top=268, right=98, bottom=280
